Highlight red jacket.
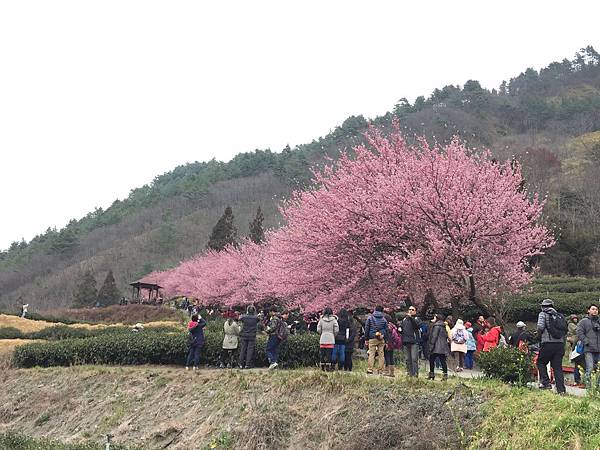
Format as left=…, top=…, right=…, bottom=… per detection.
left=481, top=326, right=501, bottom=352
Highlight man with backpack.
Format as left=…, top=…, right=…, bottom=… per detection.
left=576, top=303, right=600, bottom=387
left=364, top=305, right=388, bottom=375
left=536, top=298, right=567, bottom=394
left=401, top=306, right=421, bottom=377
left=265, top=309, right=290, bottom=369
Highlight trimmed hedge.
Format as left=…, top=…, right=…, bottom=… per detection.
left=477, top=346, right=534, bottom=385
left=12, top=330, right=321, bottom=369
left=505, top=291, right=599, bottom=321
left=0, top=326, right=24, bottom=339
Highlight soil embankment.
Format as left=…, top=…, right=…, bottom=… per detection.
left=0, top=366, right=482, bottom=449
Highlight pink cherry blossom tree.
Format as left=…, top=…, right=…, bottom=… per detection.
left=263, top=124, right=554, bottom=316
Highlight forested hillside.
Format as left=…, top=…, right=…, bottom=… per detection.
left=1, top=46, right=599, bottom=310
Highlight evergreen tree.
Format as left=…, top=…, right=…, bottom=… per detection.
left=72, top=269, right=97, bottom=308
left=207, top=206, right=238, bottom=251
left=97, top=270, right=121, bottom=306
left=249, top=207, right=265, bottom=244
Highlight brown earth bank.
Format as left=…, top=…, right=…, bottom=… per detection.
left=0, top=366, right=482, bottom=450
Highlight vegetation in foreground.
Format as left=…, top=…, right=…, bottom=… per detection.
left=1, top=365, right=600, bottom=449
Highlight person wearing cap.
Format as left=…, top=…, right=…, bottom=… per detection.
left=536, top=298, right=567, bottom=394
left=508, top=321, right=531, bottom=348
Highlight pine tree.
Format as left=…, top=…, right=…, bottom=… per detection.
left=97, top=270, right=121, bottom=306
left=207, top=206, right=238, bottom=251
left=249, top=207, right=265, bottom=244
left=72, top=269, right=98, bottom=308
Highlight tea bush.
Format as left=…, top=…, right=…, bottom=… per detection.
left=477, top=346, right=534, bottom=385
left=0, top=326, right=24, bottom=339
left=13, top=329, right=321, bottom=369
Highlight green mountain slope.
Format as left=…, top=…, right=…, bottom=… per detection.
left=1, top=46, right=599, bottom=309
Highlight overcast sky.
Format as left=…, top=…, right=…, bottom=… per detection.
left=1, top=1, right=598, bottom=250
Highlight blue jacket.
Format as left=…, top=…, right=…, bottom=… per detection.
left=364, top=311, right=388, bottom=340
left=188, top=318, right=207, bottom=346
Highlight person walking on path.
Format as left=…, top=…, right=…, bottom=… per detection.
left=238, top=305, right=260, bottom=369
left=464, top=322, right=476, bottom=369
left=576, top=304, right=600, bottom=388
left=365, top=305, right=388, bottom=375
left=401, top=306, right=421, bottom=377
left=265, top=309, right=290, bottom=370
left=333, top=309, right=350, bottom=370
left=186, top=314, right=207, bottom=370
left=450, top=319, right=468, bottom=372
left=21, top=304, right=29, bottom=319
left=317, top=308, right=339, bottom=371
left=220, top=313, right=240, bottom=368
left=537, top=298, right=567, bottom=394
left=428, top=314, right=450, bottom=380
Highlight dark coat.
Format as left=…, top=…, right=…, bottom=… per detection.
left=577, top=316, right=600, bottom=353
left=364, top=311, right=388, bottom=340
left=239, top=314, right=260, bottom=339
left=428, top=320, right=450, bottom=355
left=188, top=318, right=207, bottom=347
left=401, top=316, right=421, bottom=344
left=335, top=317, right=351, bottom=345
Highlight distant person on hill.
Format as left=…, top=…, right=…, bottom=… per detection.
left=21, top=304, right=29, bottom=319
left=238, top=305, right=260, bottom=369
left=537, top=298, right=567, bottom=394
left=333, top=309, right=350, bottom=370
left=220, top=312, right=240, bottom=369
left=186, top=313, right=207, bottom=371
left=317, top=307, right=339, bottom=371
left=450, top=319, right=468, bottom=372
left=364, top=305, right=388, bottom=375
left=428, top=314, right=450, bottom=380
left=401, top=305, right=421, bottom=377
left=265, top=309, right=290, bottom=370
left=576, top=303, right=600, bottom=388
left=464, top=322, right=477, bottom=369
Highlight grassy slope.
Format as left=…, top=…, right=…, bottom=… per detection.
left=0, top=365, right=599, bottom=450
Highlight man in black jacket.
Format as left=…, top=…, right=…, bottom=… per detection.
left=401, top=306, right=421, bottom=377
left=238, top=305, right=259, bottom=369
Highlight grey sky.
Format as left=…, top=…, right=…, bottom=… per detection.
left=1, top=1, right=598, bottom=250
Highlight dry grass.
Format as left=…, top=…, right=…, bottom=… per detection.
left=0, top=339, right=46, bottom=355
left=0, top=314, right=54, bottom=332
left=47, top=305, right=184, bottom=324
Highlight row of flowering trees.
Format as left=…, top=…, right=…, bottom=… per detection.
left=142, top=125, right=554, bottom=317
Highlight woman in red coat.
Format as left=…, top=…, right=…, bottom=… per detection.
left=481, top=317, right=502, bottom=352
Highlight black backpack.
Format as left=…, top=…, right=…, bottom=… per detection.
left=545, top=312, right=568, bottom=339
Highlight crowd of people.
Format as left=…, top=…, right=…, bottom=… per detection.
left=183, top=299, right=600, bottom=393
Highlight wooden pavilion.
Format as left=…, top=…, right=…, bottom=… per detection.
left=129, top=280, right=163, bottom=304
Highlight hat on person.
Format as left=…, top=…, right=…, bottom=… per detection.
left=464, top=321, right=472, bottom=328
left=516, top=321, right=526, bottom=328
left=540, top=298, right=554, bottom=307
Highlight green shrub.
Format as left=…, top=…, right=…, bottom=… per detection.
left=12, top=329, right=321, bottom=369
left=477, top=346, right=534, bottom=385
left=505, top=291, right=598, bottom=321
left=0, top=431, right=133, bottom=449
left=0, top=310, right=82, bottom=324
left=0, top=326, right=24, bottom=339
